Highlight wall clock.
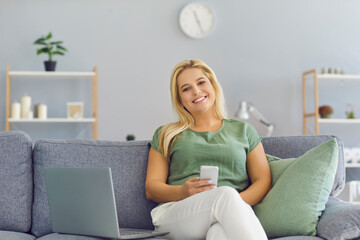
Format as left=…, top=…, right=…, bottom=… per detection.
left=179, top=2, right=216, bottom=39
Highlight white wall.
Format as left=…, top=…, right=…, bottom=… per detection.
left=1, top=0, right=360, bottom=145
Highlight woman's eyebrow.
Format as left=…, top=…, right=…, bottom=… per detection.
left=180, top=83, right=189, bottom=90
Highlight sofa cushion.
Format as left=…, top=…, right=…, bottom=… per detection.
left=37, top=233, right=168, bottom=240
left=262, top=135, right=345, bottom=196
left=316, top=196, right=360, bottom=240
left=36, top=233, right=106, bottom=240
left=254, top=139, right=338, bottom=238
left=0, top=131, right=33, bottom=232
left=31, top=139, right=158, bottom=237
left=271, top=237, right=323, bottom=240
left=0, top=230, right=36, bottom=240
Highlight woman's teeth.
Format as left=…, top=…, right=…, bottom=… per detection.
left=193, top=96, right=206, bottom=103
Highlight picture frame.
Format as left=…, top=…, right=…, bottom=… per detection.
left=67, top=102, right=83, bottom=119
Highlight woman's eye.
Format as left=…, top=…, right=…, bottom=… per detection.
left=199, top=80, right=206, bottom=85
left=183, top=87, right=190, bottom=92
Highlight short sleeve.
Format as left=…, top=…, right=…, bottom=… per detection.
left=245, top=122, right=261, bottom=153
left=150, top=126, right=163, bottom=153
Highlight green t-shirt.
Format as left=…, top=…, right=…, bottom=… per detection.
left=150, top=119, right=261, bottom=192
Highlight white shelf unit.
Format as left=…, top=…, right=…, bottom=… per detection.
left=318, top=119, right=360, bottom=124
left=303, top=69, right=360, bottom=169
left=302, top=69, right=360, bottom=135
left=8, top=118, right=96, bottom=123
left=317, top=74, right=360, bottom=80
left=6, top=66, right=98, bottom=139
left=8, top=71, right=96, bottom=77
left=346, top=164, right=360, bottom=168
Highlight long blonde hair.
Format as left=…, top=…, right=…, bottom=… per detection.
left=158, top=59, right=227, bottom=159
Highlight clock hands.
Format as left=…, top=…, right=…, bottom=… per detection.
left=193, top=11, right=204, bottom=34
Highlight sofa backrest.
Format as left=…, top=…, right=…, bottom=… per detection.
left=0, top=131, right=33, bottom=233
left=31, top=139, right=157, bottom=237
left=262, top=135, right=345, bottom=196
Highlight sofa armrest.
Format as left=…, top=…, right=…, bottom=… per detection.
left=317, top=196, right=360, bottom=240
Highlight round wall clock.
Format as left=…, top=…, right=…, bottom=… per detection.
left=179, top=2, right=216, bottom=39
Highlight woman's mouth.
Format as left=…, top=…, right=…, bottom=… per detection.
left=192, top=96, right=207, bottom=103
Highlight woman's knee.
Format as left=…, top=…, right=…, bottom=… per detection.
left=206, top=223, right=228, bottom=240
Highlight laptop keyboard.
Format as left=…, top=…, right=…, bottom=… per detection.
left=122, top=230, right=149, bottom=236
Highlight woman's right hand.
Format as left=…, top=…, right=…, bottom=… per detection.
left=146, top=147, right=215, bottom=203
left=182, top=177, right=215, bottom=198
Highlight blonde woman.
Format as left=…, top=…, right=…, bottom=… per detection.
left=145, top=59, right=271, bottom=240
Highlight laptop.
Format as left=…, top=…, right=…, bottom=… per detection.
left=44, top=167, right=168, bottom=239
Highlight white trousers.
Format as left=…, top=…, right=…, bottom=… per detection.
left=151, top=186, right=268, bottom=240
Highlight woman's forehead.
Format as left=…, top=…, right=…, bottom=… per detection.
left=177, top=68, right=207, bottom=84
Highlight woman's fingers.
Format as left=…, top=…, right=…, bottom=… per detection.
left=183, top=177, right=216, bottom=197
left=194, top=179, right=212, bottom=188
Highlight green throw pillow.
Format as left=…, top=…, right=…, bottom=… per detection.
left=253, top=139, right=338, bottom=238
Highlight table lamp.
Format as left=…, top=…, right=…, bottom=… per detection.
left=235, top=101, right=275, bottom=137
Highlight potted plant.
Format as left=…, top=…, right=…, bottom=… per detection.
left=33, top=32, right=67, bottom=71
left=126, top=134, right=136, bottom=141
left=319, top=105, right=333, bottom=118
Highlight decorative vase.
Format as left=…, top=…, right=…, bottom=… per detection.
left=44, top=61, right=56, bottom=71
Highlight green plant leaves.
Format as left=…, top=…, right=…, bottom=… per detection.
left=36, top=47, right=50, bottom=55
left=33, top=32, right=67, bottom=61
left=46, top=32, right=52, bottom=40
left=50, top=41, right=63, bottom=45
left=52, top=51, right=64, bottom=56
left=56, top=45, right=67, bottom=51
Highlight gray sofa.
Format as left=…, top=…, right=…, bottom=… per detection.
left=0, top=131, right=359, bottom=240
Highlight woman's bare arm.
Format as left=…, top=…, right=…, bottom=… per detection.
left=145, top=147, right=214, bottom=203
left=239, top=142, right=272, bottom=206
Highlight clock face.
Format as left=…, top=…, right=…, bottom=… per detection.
left=179, top=2, right=215, bottom=39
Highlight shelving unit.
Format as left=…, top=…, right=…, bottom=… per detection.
left=6, top=65, right=98, bottom=139
left=318, top=119, right=360, bottom=124
left=302, top=69, right=360, bottom=135
left=8, top=118, right=96, bottom=123
left=303, top=69, right=360, bottom=169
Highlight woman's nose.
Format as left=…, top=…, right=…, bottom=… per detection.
left=192, top=86, right=201, bottom=95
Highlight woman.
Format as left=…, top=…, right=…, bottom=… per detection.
left=145, top=59, right=271, bottom=240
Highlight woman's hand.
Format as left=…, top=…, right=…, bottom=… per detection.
left=182, top=177, right=215, bottom=198
left=146, top=147, right=215, bottom=203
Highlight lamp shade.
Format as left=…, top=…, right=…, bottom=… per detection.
left=236, top=101, right=250, bottom=120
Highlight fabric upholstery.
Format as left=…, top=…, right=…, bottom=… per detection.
left=26, top=134, right=352, bottom=239
left=37, top=233, right=168, bottom=240
left=317, top=196, right=360, bottom=240
left=36, top=233, right=323, bottom=240
left=0, top=131, right=33, bottom=232
left=31, top=139, right=157, bottom=237
left=0, top=230, right=36, bottom=240
left=262, top=135, right=345, bottom=196
left=271, top=237, right=323, bottom=240
left=254, top=139, right=338, bottom=238
left=36, top=233, right=321, bottom=240
left=36, top=233, right=106, bottom=240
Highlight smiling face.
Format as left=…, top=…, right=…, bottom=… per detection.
left=177, top=67, right=216, bottom=116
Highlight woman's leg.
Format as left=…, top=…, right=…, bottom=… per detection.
left=210, top=186, right=267, bottom=240
left=151, top=186, right=267, bottom=240
left=206, top=223, right=228, bottom=240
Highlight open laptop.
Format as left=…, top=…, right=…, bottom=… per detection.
left=44, top=167, right=168, bottom=239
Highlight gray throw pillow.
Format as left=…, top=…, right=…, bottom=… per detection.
left=317, top=196, right=360, bottom=240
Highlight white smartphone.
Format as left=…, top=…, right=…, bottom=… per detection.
left=200, top=165, right=219, bottom=187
